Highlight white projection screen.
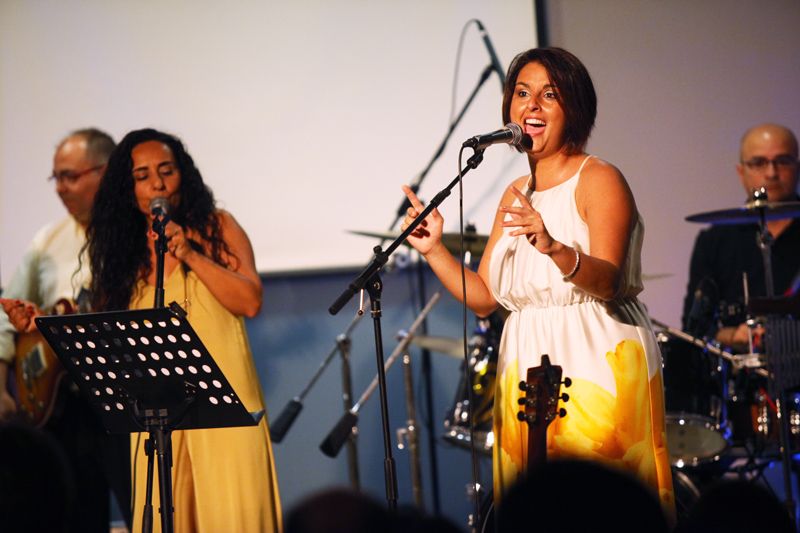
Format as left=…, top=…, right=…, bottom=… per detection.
left=0, top=1, right=538, bottom=279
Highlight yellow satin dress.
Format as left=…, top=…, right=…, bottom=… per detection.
left=129, top=266, right=281, bottom=532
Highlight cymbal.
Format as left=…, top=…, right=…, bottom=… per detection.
left=409, top=335, right=465, bottom=358
left=349, top=230, right=489, bottom=256
left=685, top=201, right=800, bottom=225
left=642, top=273, right=672, bottom=281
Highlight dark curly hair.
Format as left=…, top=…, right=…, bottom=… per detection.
left=502, top=47, right=597, bottom=155
left=86, top=128, right=233, bottom=311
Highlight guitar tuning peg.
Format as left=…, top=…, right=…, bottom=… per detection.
left=516, top=411, right=526, bottom=422
left=517, top=397, right=526, bottom=406
left=562, top=377, right=572, bottom=388
left=560, top=392, right=569, bottom=403
left=518, top=380, right=526, bottom=391
left=558, top=408, right=567, bottom=418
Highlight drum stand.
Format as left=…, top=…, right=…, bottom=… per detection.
left=749, top=188, right=798, bottom=519
left=396, top=350, right=424, bottom=508
left=320, top=292, right=441, bottom=506
left=269, top=309, right=365, bottom=489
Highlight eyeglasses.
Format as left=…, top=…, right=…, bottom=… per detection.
left=742, top=155, right=798, bottom=171
left=47, top=164, right=103, bottom=185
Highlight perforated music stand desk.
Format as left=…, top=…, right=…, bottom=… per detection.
left=35, top=302, right=260, bottom=533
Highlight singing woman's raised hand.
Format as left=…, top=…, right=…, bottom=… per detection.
left=400, top=185, right=445, bottom=256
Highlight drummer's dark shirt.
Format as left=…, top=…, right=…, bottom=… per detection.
left=681, top=217, right=800, bottom=336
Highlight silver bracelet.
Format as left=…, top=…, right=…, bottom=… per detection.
left=562, top=248, right=580, bottom=282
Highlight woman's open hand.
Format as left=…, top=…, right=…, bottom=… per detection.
left=500, top=186, right=557, bottom=255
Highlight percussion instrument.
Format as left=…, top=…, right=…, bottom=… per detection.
left=658, top=333, right=729, bottom=467
left=348, top=229, right=489, bottom=257
left=442, top=316, right=500, bottom=454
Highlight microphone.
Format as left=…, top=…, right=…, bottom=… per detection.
left=475, top=20, right=505, bottom=89
left=149, top=197, right=169, bottom=217
left=462, top=123, right=532, bottom=150
left=149, top=197, right=171, bottom=236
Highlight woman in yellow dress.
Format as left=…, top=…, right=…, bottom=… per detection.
left=86, top=128, right=281, bottom=532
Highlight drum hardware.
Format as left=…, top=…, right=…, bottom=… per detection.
left=655, top=331, right=730, bottom=468
left=732, top=352, right=765, bottom=371
left=641, top=272, right=673, bottom=281
left=672, top=468, right=703, bottom=521
left=687, top=186, right=800, bottom=514
left=466, top=482, right=492, bottom=533
left=319, top=292, right=442, bottom=512
left=349, top=228, right=490, bottom=258
left=409, top=334, right=465, bottom=359
left=650, top=318, right=768, bottom=377
left=684, top=198, right=800, bottom=225
left=652, top=318, right=775, bottom=467
left=269, top=308, right=366, bottom=489
left=442, top=316, right=500, bottom=455
left=395, top=353, right=424, bottom=509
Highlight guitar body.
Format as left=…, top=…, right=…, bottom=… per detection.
left=13, top=298, right=74, bottom=427
left=14, top=332, right=66, bottom=427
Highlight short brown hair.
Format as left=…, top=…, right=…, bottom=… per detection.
left=502, top=48, right=596, bottom=154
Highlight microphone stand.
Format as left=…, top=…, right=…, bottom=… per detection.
left=389, top=63, right=495, bottom=229
left=152, top=213, right=169, bottom=309
left=141, top=211, right=173, bottom=531
left=329, top=149, right=485, bottom=509
left=386, top=62, right=496, bottom=514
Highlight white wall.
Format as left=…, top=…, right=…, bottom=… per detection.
left=0, top=0, right=536, bottom=279
left=5, top=0, right=798, bottom=331
left=543, top=0, right=800, bottom=327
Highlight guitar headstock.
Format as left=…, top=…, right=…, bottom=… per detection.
left=517, top=354, right=570, bottom=469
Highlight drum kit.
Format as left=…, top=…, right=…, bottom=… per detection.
left=351, top=193, right=800, bottom=515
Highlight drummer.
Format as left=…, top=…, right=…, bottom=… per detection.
left=682, top=123, right=800, bottom=352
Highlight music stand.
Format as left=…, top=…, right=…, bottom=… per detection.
left=34, top=302, right=260, bottom=533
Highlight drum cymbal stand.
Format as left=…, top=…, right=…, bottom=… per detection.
left=269, top=310, right=365, bottom=488
left=395, top=344, right=424, bottom=508
left=751, top=187, right=796, bottom=519
left=321, top=292, right=442, bottom=510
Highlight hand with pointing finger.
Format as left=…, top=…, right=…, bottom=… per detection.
left=399, top=185, right=444, bottom=256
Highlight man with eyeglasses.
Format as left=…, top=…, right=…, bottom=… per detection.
left=0, top=128, right=131, bottom=532
left=681, top=123, right=800, bottom=350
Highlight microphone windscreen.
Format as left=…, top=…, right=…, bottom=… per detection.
left=149, top=197, right=170, bottom=216
left=505, top=123, right=532, bottom=150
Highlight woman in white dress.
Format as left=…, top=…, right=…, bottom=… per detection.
left=400, top=47, right=674, bottom=516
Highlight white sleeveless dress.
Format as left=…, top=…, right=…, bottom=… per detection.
left=489, top=156, right=674, bottom=512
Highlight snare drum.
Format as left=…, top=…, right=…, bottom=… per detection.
left=659, top=334, right=729, bottom=466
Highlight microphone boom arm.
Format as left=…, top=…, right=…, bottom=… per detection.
left=330, top=148, right=486, bottom=315
left=389, top=64, right=496, bottom=228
